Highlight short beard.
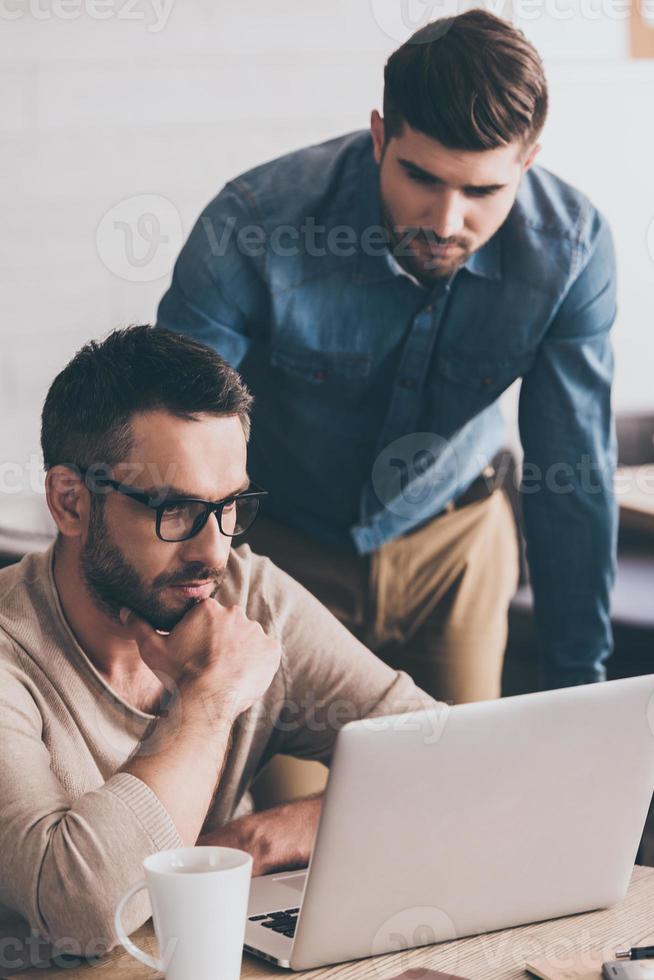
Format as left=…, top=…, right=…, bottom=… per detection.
left=379, top=195, right=472, bottom=285
left=80, top=499, right=223, bottom=632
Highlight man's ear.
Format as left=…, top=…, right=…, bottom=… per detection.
left=370, top=109, right=386, bottom=165
left=45, top=466, right=91, bottom=538
left=522, top=141, right=542, bottom=174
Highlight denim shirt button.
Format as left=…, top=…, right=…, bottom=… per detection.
left=313, top=369, right=326, bottom=381
left=399, top=377, right=417, bottom=390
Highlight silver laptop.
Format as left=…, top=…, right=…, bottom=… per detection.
left=244, top=674, right=654, bottom=971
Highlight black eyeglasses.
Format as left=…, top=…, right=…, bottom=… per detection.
left=77, top=467, right=268, bottom=543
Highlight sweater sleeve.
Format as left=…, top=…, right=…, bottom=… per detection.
left=0, top=662, right=182, bottom=952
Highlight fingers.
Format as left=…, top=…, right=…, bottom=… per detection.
left=119, top=606, right=155, bottom=640
left=119, top=607, right=171, bottom=676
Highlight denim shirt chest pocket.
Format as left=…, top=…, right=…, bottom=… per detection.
left=269, top=345, right=373, bottom=403
left=432, top=348, right=536, bottom=432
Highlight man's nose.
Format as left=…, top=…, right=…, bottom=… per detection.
left=181, top=509, right=231, bottom=566
left=428, top=189, right=464, bottom=240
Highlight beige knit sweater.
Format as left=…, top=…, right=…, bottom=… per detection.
left=0, top=543, right=434, bottom=973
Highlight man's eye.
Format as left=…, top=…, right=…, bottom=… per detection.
left=162, top=504, right=186, bottom=517
left=222, top=500, right=237, bottom=513
left=407, top=171, right=433, bottom=185
left=466, top=188, right=497, bottom=198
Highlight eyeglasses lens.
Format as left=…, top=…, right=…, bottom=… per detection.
left=158, top=496, right=261, bottom=542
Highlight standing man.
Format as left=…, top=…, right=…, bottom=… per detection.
left=158, top=10, right=617, bottom=703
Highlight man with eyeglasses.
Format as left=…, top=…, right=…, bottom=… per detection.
left=0, top=325, right=433, bottom=967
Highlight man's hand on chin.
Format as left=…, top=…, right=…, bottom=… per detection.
left=197, top=795, right=323, bottom=877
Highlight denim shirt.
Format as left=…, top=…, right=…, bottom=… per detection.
left=157, top=130, right=618, bottom=688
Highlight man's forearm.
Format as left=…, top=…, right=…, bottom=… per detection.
left=199, top=795, right=323, bottom=876
left=121, top=687, right=234, bottom=847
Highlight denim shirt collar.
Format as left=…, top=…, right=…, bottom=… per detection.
left=461, top=233, right=502, bottom=281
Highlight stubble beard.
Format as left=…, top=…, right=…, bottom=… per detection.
left=80, top=500, right=224, bottom=632
left=379, top=196, right=473, bottom=285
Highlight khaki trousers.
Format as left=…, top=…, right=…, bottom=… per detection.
left=247, top=490, right=520, bottom=706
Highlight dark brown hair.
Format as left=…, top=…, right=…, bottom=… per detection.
left=383, top=9, right=548, bottom=152
left=41, top=325, right=253, bottom=472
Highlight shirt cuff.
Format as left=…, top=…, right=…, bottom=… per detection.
left=103, top=772, right=183, bottom=852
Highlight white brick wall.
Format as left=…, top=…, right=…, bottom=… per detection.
left=1, top=0, right=651, bottom=539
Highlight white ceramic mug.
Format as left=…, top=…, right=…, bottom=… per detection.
left=114, top=846, right=253, bottom=980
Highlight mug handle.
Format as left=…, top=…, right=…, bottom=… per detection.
left=114, top=880, right=162, bottom=972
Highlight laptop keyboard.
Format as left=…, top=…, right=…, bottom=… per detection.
left=248, top=908, right=300, bottom=938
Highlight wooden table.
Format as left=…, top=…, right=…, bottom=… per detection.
left=9, top=867, right=654, bottom=980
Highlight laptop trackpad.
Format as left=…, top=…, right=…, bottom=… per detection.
left=249, top=871, right=307, bottom=925
left=271, top=872, right=306, bottom=896
left=250, top=869, right=308, bottom=914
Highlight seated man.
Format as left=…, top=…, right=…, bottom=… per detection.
left=0, top=325, right=434, bottom=971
